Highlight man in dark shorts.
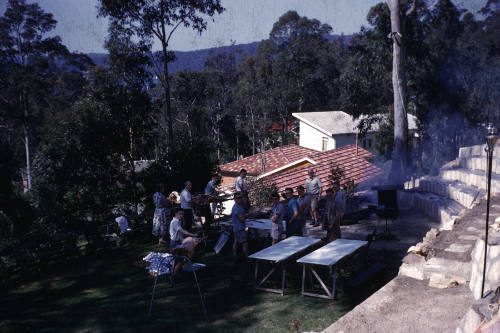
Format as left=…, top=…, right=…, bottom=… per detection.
left=232, top=193, right=248, bottom=262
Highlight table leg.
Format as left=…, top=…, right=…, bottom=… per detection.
left=281, top=264, right=286, bottom=296
left=332, top=265, right=337, bottom=300
left=301, top=264, right=306, bottom=295
left=254, top=260, right=259, bottom=288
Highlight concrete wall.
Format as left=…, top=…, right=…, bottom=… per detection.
left=298, top=121, right=334, bottom=151
left=298, top=120, right=379, bottom=154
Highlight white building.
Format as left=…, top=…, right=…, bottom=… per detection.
left=292, top=111, right=418, bottom=154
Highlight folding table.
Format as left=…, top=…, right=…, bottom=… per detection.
left=219, top=218, right=284, bottom=231
left=249, top=236, right=321, bottom=295
left=297, top=239, right=368, bottom=299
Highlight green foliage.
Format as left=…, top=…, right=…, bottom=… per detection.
left=246, top=177, right=279, bottom=208
left=327, top=163, right=356, bottom=198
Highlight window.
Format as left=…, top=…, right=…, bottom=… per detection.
left=368, top=139, right=372, bottom=148
left=322, top=137, right=328, bottom=151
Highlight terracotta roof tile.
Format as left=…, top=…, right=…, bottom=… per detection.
left=219, top=144, right=317, bottom=176
left=264, top=145, right=382, bottom=193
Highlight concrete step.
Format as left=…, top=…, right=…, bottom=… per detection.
left=405, top=177, right=484, bottom=208
left=459, top=143, right=500, bottom=159
left=458, top=156, right=500, bottom=174
left=440, top=168, right=500, bottom=194
left=399, top=256, right=471, bottom=284
left=398, top=190, right=465, bottom=230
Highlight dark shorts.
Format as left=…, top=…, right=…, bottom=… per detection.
left=234, top=230, right=248, bottom=244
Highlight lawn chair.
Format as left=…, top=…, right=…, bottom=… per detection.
left=145, top=252, right=207, bottom=316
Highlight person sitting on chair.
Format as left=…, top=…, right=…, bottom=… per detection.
left=169, top=208, right=197, bottom=250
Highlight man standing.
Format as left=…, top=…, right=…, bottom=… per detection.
left=232, top=193, right=248, bottom=262
left=269, top=192, right=285, bottom=245
left=180, top=180, right=194, bottom=232
left=305, top=169, right=322, bottom=227
left=296, top=185, right=311, bottom=236
left=324, top=188, right=342, bottom=242
left=235, top=169, right=249, bottom=210
left=202, top=174, right=220, bottom=228
left=333, top=180, right=346, bottom=222
left=205, top=174, right=220, bottom=214
left=284, top=188, right=299, bottom=238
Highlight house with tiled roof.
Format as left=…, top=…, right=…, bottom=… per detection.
left=219, top=144, right=316, bottom=186
left=293, top=111, right=418, bottom=154
left=264, top=145, right=382, bottom=193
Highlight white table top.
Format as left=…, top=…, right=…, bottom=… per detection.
left=249, top=236, right=321, bottom=262
left=297, top=239, right=368, bottom=266
left=220, top=218, right=281, bottom=231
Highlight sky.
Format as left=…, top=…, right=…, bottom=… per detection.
left=0, top=0, right=489, bottom=53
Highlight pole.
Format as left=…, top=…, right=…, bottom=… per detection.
left=481, top=145, right=493, bottom=298
left=481, top=123, right=498, bottom=298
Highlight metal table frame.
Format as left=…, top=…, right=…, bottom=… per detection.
left=249, top=236, right=321, bottom=295
left=297, top=239, right=368, bottom=299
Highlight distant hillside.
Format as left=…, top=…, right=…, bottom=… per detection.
left=87, top=41, right=260, bottom=73
left=87, top=35, right=351, bottom=73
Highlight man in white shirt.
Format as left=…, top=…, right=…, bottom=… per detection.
left=305, top=169, right=322, bottom=227
left=169, top=208, right=196, bottom=249
left=180, top=180, right=194, bottom=232
left=235, top=169, right=249, bottom=210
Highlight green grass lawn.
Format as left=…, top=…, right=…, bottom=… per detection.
left=0, top=231, right=393, bottom=332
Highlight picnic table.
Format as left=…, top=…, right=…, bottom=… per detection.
left=249, top=236, right=321, bottom=295
left=297, top=239, right=368, bottom=299
left=219, top=218, right=285, bottom=231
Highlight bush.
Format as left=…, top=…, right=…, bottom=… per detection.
left=246, top=177, right=278, bottom=208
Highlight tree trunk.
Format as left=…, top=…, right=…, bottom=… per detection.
left=387, top=0, right=409, bottom=184
left=162, top=43, right=175, bottom=165
left=22, top=91, right=32, bottom=191
left=23, top=123, right=32, bottom=192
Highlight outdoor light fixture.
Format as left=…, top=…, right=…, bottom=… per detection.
left=481, top=123, right=499, bottom=298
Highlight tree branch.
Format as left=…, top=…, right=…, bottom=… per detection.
left=405, top=0, right=419, bottom=17
left=166, top=20, right=184, bottom=46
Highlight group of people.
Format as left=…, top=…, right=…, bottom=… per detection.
left=231, top=168, right=346, bottom=262
left=152, top=175, right=225, bottom=247
left=152, top=167, right=345, bottom=264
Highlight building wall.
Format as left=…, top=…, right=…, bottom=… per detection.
left=298, top=121, right=335, bottom=151
left=299, top=120, right=379, bottom=154
left=221, top=175, right=238, bottom=187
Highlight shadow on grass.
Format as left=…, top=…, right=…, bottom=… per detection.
left=0, top=229, right=396, bottom=333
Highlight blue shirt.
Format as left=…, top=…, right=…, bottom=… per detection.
left=180, top=188, right=192, bottom=210
left=232, top=203, right=246, bottom=232
left=284, top=198, right=299, bottom=222
left=205, top=180, right=217, bottom=195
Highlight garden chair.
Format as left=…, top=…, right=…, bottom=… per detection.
left=144, top=252, right=207, bottom=316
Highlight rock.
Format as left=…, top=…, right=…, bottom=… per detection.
left=426, top=228, right=440, bottom=239
left=408, top=242, right=430, bottom=255
left=479, top=302, right=499, bottom=322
